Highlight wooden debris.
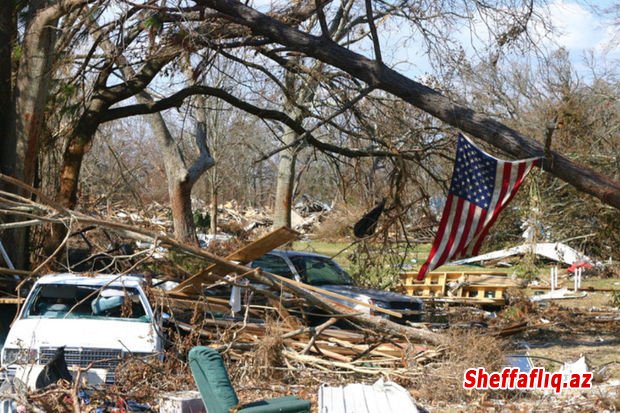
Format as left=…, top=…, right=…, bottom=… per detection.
left=399, top=271, right=518, bottom=305
left=0, top=175, right=443, bottom=390
left=171, top=226, right=300, bottom=296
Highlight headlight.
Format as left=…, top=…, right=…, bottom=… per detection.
left=3, top=348, right=38, bottom=365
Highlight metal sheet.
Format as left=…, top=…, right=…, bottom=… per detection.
left=319, top=380, right=419, bottom=413
left=450, top=242, right=590, bottom=266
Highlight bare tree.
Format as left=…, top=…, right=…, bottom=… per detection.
left=191, top=0, right=620, bottom=210
left=0, top=1, right=14, bottom=184
left=4, top=0, right=620, bottom=264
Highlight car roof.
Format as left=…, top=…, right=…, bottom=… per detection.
left=267, top=250, right=330, bottom=259
left=34, top=273, right=146, bottom=288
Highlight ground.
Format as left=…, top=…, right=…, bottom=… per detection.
left=284, top=240, right=620, bottom=412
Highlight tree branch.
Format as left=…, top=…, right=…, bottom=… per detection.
left=101, top=85, right=421, bottom=161
left=364, top=0, right=382, bottom=62
left=195, top=0, right=620, bottom=210
left=315, top=0, right=330, bottom=39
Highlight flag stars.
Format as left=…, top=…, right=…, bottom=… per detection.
left=450, top=136, right=497, bottom=209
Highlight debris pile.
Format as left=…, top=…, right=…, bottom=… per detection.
left=0, top=175, right=619, bottom=412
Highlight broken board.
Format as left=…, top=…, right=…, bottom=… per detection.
left=170, top=226, right=300, bottom=296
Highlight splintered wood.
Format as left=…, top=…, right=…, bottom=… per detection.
left=170, top=226, right=300, bottom=296
left=162, top=294, right=435, bottom=380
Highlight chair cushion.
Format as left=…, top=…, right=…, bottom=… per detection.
left=239, top=396, right=311, bottom=413
left=189, top=346, right=239, bottom=413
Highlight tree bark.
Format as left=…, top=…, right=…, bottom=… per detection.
left=10, top=0, right=61, bottom=268
left=0, top=0, right=15, bottom=183
left=0, top=0, right=16, bottom=268
left=170, top=178, right=197, bottom=245
left=58, top=102, right=106, bottom=209
left=14, top=0, right=62, bottom=186
left=139, top=93, right=198, bottom=245
left=201, top=0, right=620, bottom=210
left=273, top=123, right=298, bottom=228
left=210, top=182, right=218, bottom=235
left=138, top=91, right=214, bottom=245
left=273, top=70, right=305, bottom=229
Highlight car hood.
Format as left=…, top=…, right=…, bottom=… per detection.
left=318, top=284, right=421, bottom=305
left=4, top=318, right=159, bottom=353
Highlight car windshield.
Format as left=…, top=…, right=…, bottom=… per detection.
left=24, top=284, right=150, bottom=322
left=289, top=255, right=353, bottom=286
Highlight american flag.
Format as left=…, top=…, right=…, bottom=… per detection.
left=417, top=134, right=540, bottom=280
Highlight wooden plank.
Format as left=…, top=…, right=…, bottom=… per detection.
left=464, top=275, right=517, bottom=286
left=398, top=270, right=515, bottom=305
left=290, top=341, right=352, bottom=362
left=226, top=226, right=300, bottom=262
left=399, top=270, right=508, bottom=283
left=326, top=337, right=401, bottom=359
left=170, top=226, right=300, bottom=296
left=0, top=297, right=24, bottom=304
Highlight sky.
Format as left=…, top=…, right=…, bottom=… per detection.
left=532, top=0, right=619, bottom=74
left=545, top=0, right=616, bottom=53
left=388, top=0, right=620, bottom=79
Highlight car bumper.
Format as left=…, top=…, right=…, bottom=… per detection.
left=3, top=364, right=112, bottom=388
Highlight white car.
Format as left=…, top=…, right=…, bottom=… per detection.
left=1, top=274, right=163, bottom=387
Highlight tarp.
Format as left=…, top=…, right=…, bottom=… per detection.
left=450, top=242, right=590, bottom=266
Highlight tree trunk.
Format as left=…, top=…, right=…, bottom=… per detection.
left=0, top=0, right=14, bottom=182
left=138, top=92, right=214, bottom=245
left=14, top=0, right=58, bottom=187
left=139, top=96, right=199, bottom=245
left=273, top=123, right=298, bottom=228
left=170, top=179, right=197, bottom=244
left=10, top=1, right=58, bottom=268
left=46, top=129, right=95, bottom=255
left=255, top=164, right=263, bottom=208
left=210, top=181, right=218, bottom=235
left=57, top=102, right=106, bottom=209
left=0, top=0, right=16, bottom=268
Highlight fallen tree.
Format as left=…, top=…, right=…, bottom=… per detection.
left=193, top=0, right=620, bottom=210
left=0, top=174, right=441, bottom=345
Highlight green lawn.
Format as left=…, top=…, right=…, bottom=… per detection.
left=292, top=240, right=513, bottom=275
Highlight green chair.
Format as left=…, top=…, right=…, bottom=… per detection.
left=188, top=346, right=311, bottom=413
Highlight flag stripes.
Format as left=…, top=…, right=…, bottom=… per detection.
left=417, top=134, right=539, bottom=280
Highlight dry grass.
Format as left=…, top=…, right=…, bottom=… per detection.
left=113, top=353, right=194, bottom=401
left=416, top=329, right=507, bottom=403
left=314, top=206, right=364, bottom=241
left=248, top=317, right=286, bottom=381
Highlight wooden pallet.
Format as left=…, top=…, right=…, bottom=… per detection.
left=398, top=271, right=517, bottom=305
